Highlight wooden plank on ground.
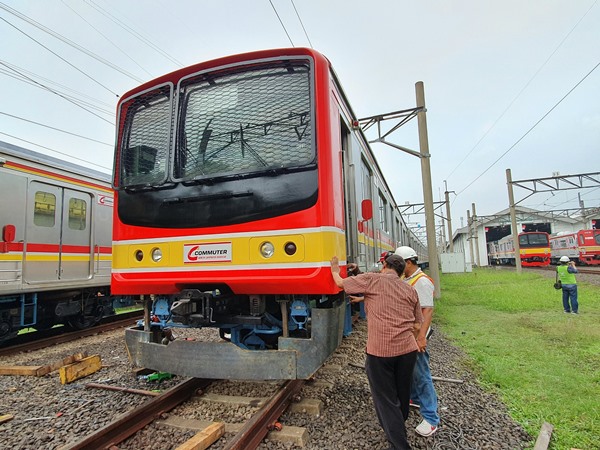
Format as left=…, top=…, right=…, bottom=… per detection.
left=174, top=422, right=224, bottom=450
left=533, top=422, right=553, bottom=450
left=59, top=355, right=102, bottom=385
left=38, top=352, right=89, bottom=376
left=0, top=366, right=46, bottom=376
left=0, top=352, right=88, bottom=377
left=85, top=382, right=160, bottom=397
left=0, top=414, right=14, bottom=424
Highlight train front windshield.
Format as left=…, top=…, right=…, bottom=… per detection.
left=519, top=233, right=549, bottom=247
left=115, top=59, right=318, bottom=228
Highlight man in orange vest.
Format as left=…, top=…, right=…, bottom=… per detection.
left=395, top=246, right=439, bottom=437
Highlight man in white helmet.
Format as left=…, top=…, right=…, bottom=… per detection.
left=395, top=245, right=439, bottom=437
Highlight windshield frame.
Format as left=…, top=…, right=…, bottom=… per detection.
left=114, top=82, right=174, bottom=190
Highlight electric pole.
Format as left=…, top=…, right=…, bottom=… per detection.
left=472, top=203, right=481, bottom=267
left=467, top=210, right=475, bottom=267
left=416, top=82, right=440, bottom=298
left=506, top=168, right=522, bottom=273
left=444, top=180, right=454, bottom=252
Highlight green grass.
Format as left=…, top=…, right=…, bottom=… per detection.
left=435, top=268, right=600, bottom=449
left=115, top=305, right=143, bottom=314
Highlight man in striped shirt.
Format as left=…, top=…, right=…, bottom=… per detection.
left=331, top=254, right=423, bottom=450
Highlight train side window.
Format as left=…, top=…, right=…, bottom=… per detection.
left=68, top=198, right=87, bottom=231
left=378, top=191, right=388, bottom=232
left=33, top=191, right=56, bottom=227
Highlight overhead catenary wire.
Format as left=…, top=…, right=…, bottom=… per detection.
left=0, top=61, right=115, bottom=125
left=0, top=62, right=114, bottom=115
left=445, top=0, right=598, bottom=182
left=290, top=0, right=313, bottom=48
left=0, top=1, right=145, bottom=83
left=60, top=0, right=154, bottom=78
left=84, top=0, right=183, bottom=68
left=0, top=131, right=112, bottom=172
left=0, top=15, right=120, bottom=97
left=0, top=112, right=112, bottom=146
left=456, top=59, right=600, bottom=197
left=268, top=0, right=295, bottom=47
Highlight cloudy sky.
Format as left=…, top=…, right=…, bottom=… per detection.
left=1, top=0, right=599, bottom=239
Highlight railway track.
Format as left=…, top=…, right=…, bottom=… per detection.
left=0, top=310, right=142, bottom=357
left=0, top=316, right=535, bottom=449
left=492, top=264, right=600, bottom=275
left=60, top=378, right=307, bottom=450
left=528, top=265, right=600, bottom=275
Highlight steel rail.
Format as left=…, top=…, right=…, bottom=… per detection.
left=59, top=377, right=212, bottom=450
left=223, top=379, right=305, bottom=450
left=0, top=312, right=142, bottom=356
left=532, top=266, right=600, bottom=275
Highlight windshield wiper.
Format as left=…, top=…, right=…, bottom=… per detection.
left=162, top=190, right=253, bottom=204
left=182, top=163, right=317, bottom=186
left=122, top=182, right=177, bottom=193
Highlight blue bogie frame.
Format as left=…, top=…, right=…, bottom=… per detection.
left=139, top=295, right=310, bottom=351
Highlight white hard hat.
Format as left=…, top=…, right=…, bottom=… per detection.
left=559, top=256, right=570, bottom=262
left=395, top=246, right=418, bottom=260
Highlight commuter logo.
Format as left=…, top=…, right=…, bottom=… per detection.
left=184, top=242, right=232, bottom=263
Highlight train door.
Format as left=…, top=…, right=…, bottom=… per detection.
left=359, top=156, right=377, bottom=271
left=340, top=120, right=358, bottom=264
left=61, top=189, right=92, bottom=280
left=24, top=182, right=92, bottom=283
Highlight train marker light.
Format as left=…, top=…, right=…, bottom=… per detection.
left=135, top=250, right=144, bottom=262
left=284, top=242, right=297, bottom=255
left=260, top=241, right=275, bottom=258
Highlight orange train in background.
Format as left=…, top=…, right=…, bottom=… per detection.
left=113, top=48, right=427, bottom=380
left=488, top=231, right=551, bottom=267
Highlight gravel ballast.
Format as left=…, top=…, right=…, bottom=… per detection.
left=0, top=318, right=533, bottom=450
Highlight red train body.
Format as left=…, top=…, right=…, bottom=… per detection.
left=550, top=229, right=600, bottom=265
left=488, top=231, right=551, bottom=267
left=113, top=48, right=426, bottom=379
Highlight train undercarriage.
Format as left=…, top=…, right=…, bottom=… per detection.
left=0, top=288, right=121, bottom=344
left=125, top=289, right=346, bottom=380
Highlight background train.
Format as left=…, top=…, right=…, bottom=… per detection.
left=115, top=47, right=428, bottom=380
left=487, top=231, right=551, bottom=267
left=0, top=141, right=131, bottom=343
left=550, top=230, right=600, bottom=265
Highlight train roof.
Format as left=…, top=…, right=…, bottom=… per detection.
left=0, top=140, right=111, bottom=184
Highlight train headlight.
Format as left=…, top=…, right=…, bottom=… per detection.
left=260, top=241, right=275, bottom=258
left=151, top=248, right=163, bottom=262
left=135, top=250, right=144, bottom=261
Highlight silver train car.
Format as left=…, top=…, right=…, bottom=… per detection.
left=0, top=141, right=118, bottom=342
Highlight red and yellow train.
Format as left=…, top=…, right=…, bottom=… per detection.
left=115, top=48, right=427, bottom=380
left=487, top=231, right=551, bottom=267
left=550, top=229, right=600, bottom=265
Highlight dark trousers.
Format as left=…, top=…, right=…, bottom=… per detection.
left=365, top=351, right=418, bottom=450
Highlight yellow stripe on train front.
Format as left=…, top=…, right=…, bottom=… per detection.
left=112, top=227, right=346, bottom=271
left=520, top=248, right=550, bottom=255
